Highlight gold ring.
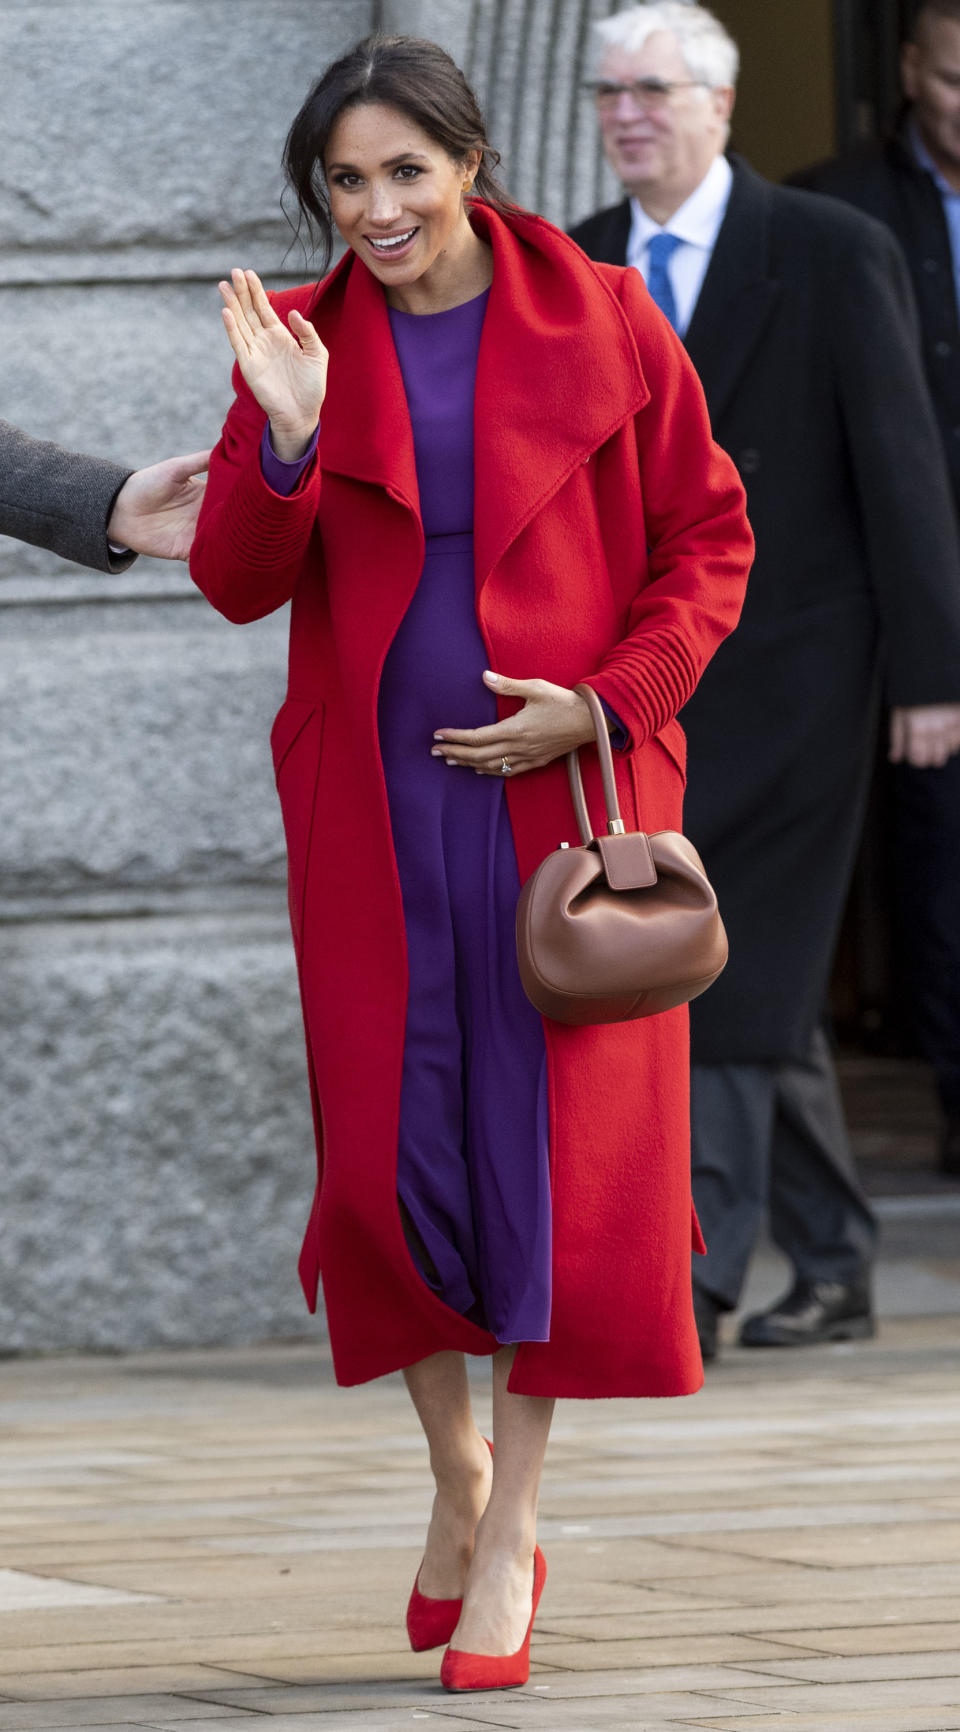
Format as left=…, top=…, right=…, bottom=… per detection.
left=500, top=757, right=512, bottom=775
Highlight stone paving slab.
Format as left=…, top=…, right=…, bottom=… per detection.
left=0, top=1574, right=157, bottom=1613
left=747, top=1649, right=960, bottom=1681
left=155, top=1717, right=528, bottom=1731
left=146, top=1705, right=738, bottom=1728
left=1, top=1321, right=959, bottom=1729
left=533, top=1594, right=960, bottom=1639
left=0, top=1701, right=239, bottom=1730
left=698, top=1716, right=960, bottom=1732
left=28, top=1725, right=149, bottom=1732
left=767, top=1621, right=960, bottom=1655
left=0, top=1672, right=284, bottom=1703
left=702, top=1675, right=960, bottom=1709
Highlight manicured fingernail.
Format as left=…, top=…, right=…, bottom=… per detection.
left=430, top=747, right=442, bottom=757
left=484, top=670, right=499, bottom=684
left=433, top=732, right=445, bottom=741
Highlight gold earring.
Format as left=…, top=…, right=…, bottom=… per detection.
left=463, top=178, right=473, bottom=192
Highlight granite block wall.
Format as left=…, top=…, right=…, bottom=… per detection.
left=0, top=0, right=624, bottom=1351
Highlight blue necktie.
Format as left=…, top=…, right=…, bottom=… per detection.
left=646, top=232, right=682, bottom=330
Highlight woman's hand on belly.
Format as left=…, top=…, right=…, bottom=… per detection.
left=431, top=671, right=601, bottom=776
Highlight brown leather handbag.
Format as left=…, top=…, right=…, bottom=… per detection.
left=516, top=684, right=728, bottom=1025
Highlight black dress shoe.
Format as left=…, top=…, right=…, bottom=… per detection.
left=939, top=1117, right=960, bottom=1178
left=692, top=1284, right=720, bottom=1362
left=738, top=1278, right=875, bottom=1348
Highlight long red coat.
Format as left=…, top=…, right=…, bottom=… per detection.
left=191, top=204, right=752, bottom=1398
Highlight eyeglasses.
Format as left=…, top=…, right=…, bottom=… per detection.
left=584, top=77, right=708, bottom=111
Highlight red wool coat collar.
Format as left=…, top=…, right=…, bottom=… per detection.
left=309, top=203, right=651, bottom=588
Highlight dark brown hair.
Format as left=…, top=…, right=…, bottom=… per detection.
left=283, top=34, right=515, bottom=274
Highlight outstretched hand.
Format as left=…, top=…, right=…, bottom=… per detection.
left=432, top=671, right=601, bottom=776
left=219, top=268, right=328, bottom=460
left=107, top=450, right=211, bottom=562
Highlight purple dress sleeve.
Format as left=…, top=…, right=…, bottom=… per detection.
left=259, top=423, right=320, bottom=496
left=600, top=697, right=630, bottom=751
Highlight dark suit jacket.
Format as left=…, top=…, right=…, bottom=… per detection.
left=0, top=420, right=135, bottom=572
left=793, top=116, right=960, bottom=519
left=571, top=158, right=960, bottom=1063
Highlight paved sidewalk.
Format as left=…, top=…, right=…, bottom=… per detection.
left=1, top=1319, right=959, bottom=1732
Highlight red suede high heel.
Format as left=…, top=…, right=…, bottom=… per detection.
left=440, top=1544, right=547, bottom=1692
left=406, top=1572, right=464, bottom=1654
left=406, top=1437, right=493, bottom=1653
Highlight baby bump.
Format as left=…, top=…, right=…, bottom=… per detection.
left=379, top=534, right=497, bottom=750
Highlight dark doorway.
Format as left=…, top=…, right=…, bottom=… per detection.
left=834, top=0, right=912, bottom=153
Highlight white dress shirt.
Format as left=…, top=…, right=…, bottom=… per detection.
left=626, top=153, right=734, bottom=336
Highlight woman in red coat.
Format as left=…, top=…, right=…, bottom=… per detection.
left=191, top=33, right=751, bottom=1692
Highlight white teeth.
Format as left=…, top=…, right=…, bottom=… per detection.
left=369, top=228, right=416, bottom=251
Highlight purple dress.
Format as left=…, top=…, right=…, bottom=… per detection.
left=375, top=290, right=552, bottom=1345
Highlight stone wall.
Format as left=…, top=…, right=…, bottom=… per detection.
left=0, top=0, right=623, bottom=1351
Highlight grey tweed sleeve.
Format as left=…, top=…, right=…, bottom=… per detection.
left=0, top=419, right=136, bottom=572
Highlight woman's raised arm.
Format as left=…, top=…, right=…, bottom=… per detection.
left=190, top=272, right=328, bottom=624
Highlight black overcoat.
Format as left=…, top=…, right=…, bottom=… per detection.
left=793, top=119, right=960, bottom=521
left=571, top=159, right=960, bottom=1063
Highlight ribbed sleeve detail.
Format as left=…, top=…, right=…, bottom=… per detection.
left=190, top=366, right=322, bottom=625
left=587, top=630, right=702, bottom=748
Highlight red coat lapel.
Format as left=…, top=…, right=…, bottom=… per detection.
left=304, top=205, right=650, bottom=584
left=308, top=252, right=420, bottom=517
left=470, top=205, right=650, bottom=586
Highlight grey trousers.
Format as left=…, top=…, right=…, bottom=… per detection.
left=691, top=1028, right=878, bottom=1311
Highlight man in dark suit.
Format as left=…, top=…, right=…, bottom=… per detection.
left=570, top=1, right=960, bottom=1356
left=794, top=0, right=960, bottom=1178
left=0, top=421, right=209, bottom=568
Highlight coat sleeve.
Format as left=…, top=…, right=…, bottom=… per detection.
left=582, top=269, right=754, bottom=747
left=189, top=354, right=322, bottom=625
left=827, top=218, right=960, bottom=705
left=0, top=419, right=134, bottom=573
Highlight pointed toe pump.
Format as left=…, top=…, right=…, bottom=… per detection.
left=406, top=1438, right=493, bottom=1653
left=406, top=1573, right=465, bottom=1654
left=440, top=1544, right=547, bottom=1692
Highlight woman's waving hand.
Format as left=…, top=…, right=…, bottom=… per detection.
left=218, top=268, right=328, bottom=460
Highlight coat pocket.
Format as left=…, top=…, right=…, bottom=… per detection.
left=692, top=1201, right=706, bottom=1256
left=654, top=717, right=687, bottom=783
left=270, top=697, right=325, bottom=961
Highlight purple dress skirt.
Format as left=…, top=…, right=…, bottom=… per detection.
left=373, top=290, right=553, bottom=1345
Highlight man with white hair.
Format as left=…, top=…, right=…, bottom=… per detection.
left=571, top=2, right=960, bottom=1357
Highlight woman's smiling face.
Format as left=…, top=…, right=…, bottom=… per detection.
left=326, top=102, right=479, bottom=288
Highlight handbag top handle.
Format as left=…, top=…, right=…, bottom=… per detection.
left=568, top=684, right=626, bottom=845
